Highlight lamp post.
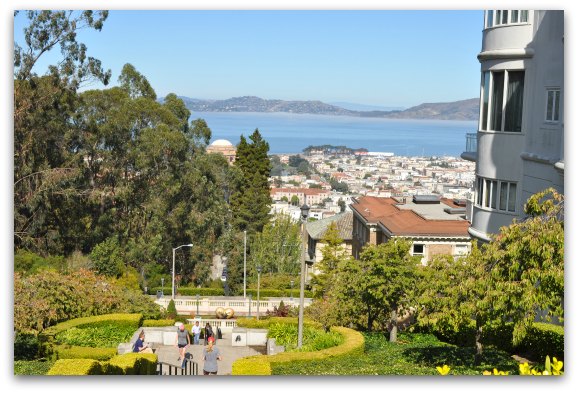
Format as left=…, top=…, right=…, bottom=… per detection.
left=172, top=243, right=193, bottom=300
left=290, top=280, right=294, bottom=303
left=256, top=265, right=262, bottom=320
left=161, top=277, right=164, bottom=296
left=298, top=203, right=310, bottom=348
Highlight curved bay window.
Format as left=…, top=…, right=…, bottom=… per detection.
left=479, top=70, right=525, bottom=132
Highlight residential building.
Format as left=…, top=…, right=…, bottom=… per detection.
left=270, top=188, right=331, bottom=206
left=462, top=10, right=564, bottom=241
left=350, top=195, right=471, bottom=264
left=305, top=211, right=353, bottom=273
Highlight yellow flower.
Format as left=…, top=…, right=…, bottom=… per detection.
left=436, top=365, right=451, bottom=375
left=519, top=363, right=532, bottom=375
left=551, top=358, right=563, bottom=374
left=483, top=370, right=492, bottom=376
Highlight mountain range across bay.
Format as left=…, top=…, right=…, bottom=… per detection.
left=173, top=95, right=479, bottom=121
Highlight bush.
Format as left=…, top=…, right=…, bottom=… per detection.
left=46, top=353, right=158, bottom=375
left=153, top=287, right=225, bottom=296
left=52, top=345, right=117, bottom=361
left=517, top=323, right=564, bottom=362
left=47, top=359, right=103, bottom=375
left=107, top=353, right=158, bottom=375
left=167, top=300, right=177, bottom=319
left=142, top=319, right=175, bottom=327
left=42, top=314, right=142, bottom=339
left=232, top=326, right=364, bottom=375
left=14, top=332, right=41, bottom=360
left=55, top=325, right=135, bottom=348
left=14, top=360, right=55, bottom=375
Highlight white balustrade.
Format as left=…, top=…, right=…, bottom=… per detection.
left=154, top=296, right=312, bottom=318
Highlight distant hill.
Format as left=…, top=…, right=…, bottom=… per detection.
left=177, top=95, right=479, bottom=121
left=329, top=102, right=405, bottom=112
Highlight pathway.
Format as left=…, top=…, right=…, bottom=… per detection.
left=154, top=332, right=264, bottom=376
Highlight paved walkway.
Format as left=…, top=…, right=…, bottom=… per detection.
left=154, top=332, right=264, bottom=376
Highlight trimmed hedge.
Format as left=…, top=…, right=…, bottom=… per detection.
left=47, top=359, right=103, bottom=375
left=232, top=326, right=364, bottom=375
left=52, top=345, right=117, bottom=361
left=47, top=353, right=158, bottom=375
left=416, top=319, right=564, bottom=361
left=108, top=353, right=158, bottom=375
left=236, top=316, right=322, bottom=330
left=41, top=313, right=143, bottom=339
left=518, top=322, right=564, bottom=361
left=142, top=319, right=175, bottom=327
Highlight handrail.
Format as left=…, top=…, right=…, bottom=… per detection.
left=157, top=359, right=199, bottom=376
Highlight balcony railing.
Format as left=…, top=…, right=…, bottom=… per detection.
left=461, top=133, right=478, bottom=162
left=465, top=133, right=478, bottom=153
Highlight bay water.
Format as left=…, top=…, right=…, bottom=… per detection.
left=190, top=111, right=477, bottom=157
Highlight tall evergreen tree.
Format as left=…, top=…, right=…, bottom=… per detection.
left=231, top=129, right=272, bottom=235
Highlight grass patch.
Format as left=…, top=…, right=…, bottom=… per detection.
left=271, top=332, right=519, bottom=375
left=14, top=359, right=55, bottom=375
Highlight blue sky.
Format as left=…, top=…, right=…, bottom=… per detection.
left=13, top=9, right=484, bottom=108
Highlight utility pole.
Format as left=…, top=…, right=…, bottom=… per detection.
left=243, top=230, right=247, bottom=298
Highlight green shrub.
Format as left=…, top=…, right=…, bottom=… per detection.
left=46, top=353, right=158, bottom=375
left=14, top=332, right=41, bottom=360
left=42, top=313, right=142, bottom=339
left=107, top=353, right=158, bottom=375
left=153, top=287, right=225, bottom=296
left=52, top=345, right=117, bottom=361
left=232, top=326, right=364, bottom=375
left=55, top=324, right=135, bottom=348
left=47, top=359, right=103, bottom=375
left=167, top=300, right=177, bottom=319
left=14, top=360, right=55, bottom=375
left=142, top=319, right=175, bottom=327
left=517, top=323, right=564, bottom=361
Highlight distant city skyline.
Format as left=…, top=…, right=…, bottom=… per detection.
left=13, top=9, right=484, bottom=108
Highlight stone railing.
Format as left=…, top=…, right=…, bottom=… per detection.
left=154, top=296, right=312, bottom=319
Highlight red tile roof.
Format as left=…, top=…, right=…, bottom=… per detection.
left=351, top=196, right=470, bottom=237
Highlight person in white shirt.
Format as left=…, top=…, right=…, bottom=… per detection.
left=192, top=320, right=201, bottom=345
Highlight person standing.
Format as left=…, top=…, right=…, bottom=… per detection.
left=202, top=336, right=221, bottom=375
left=174, top=323, right=190, bottom=361
left=192, top=321, right=201, bottom=345
left=204, top=322, right=214, bottom=346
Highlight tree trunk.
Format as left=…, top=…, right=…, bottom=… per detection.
left=367, top=306, right=374, bottom=332
left=389, top=309, right=398, bottom=343
left=474, top=324, right=483, bottom=365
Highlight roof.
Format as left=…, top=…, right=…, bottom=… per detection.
left=209, top=139, right=234, bottom=147
left=306, top=211, right=353, bottom=241
left=350, top=196, right=470, bottom=238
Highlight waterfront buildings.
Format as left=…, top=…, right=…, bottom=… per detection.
left=463, top=10, right=564, bottom=241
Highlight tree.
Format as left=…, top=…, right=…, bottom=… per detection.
left=280, top=196, right=289, bottom=202
left=338, top=198, right=346, bottom=212
left=417, top=188, right=564, bottom=363
left=230, top=129, right=272, bottom=235
left=290, top=195, right=300, bottom=206
left=89, top=237, right=124, bottom=278
left=310, top=222, right=349, bottom=297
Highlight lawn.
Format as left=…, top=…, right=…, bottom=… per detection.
left=271, top=332, right=520, bottom=375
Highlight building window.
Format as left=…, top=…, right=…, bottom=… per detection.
left=413, top=244, right=424, bottom=255
left=546, top=88, right=561, bottom=122
left=476, top=176, right=517, bottom=212
left=480, top=70, right=525, bottom=132
left=485, top=10, right=530, bottom=28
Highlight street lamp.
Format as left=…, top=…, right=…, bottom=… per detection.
left=172, top=243, right=193, bottom=300
left=290, top=280, right=294, bottom=302
left=298, top=203, right=310, bottom=348
left=243, top=230, right=247, bottom=298
left=256, top=265, right=262, bottom=320
left=161, top=277, right=164, bottom=296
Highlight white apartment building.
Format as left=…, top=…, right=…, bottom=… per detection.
left=462, top=10, right=564, bottom=242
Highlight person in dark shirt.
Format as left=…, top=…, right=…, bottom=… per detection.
left=133, top=331, right=153, bottom=353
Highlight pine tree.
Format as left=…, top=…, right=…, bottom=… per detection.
left=231, top=129, right=272, bottom=235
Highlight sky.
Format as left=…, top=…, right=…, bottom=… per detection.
left=12, top=9, right=484, bottom=108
